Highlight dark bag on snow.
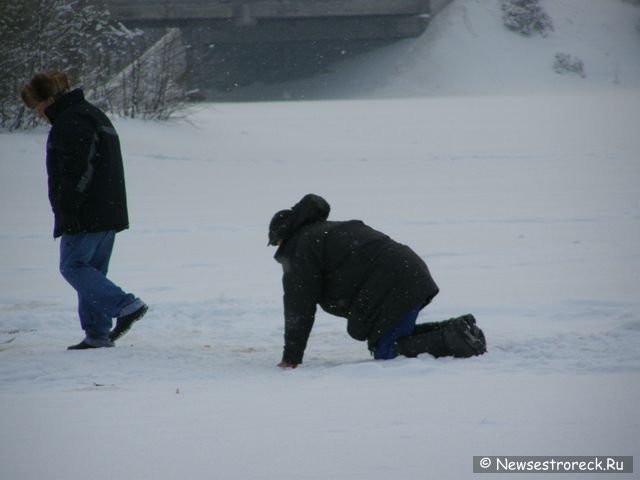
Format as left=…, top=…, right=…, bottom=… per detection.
left=395, top=314, right=487, bottom=358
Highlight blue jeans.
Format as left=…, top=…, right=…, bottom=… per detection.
left=373, top=307, right=421, bottom=360
left=59, top=231, right=135, bottom=339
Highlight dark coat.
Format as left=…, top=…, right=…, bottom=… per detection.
left=44, top=89, right=129, bottom=238
left=274, top=195, right=439, bottom=364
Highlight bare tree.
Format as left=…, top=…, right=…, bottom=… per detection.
left=105, top=28, right=188, bottom=120
left=0, top=0, right=187, bottom=129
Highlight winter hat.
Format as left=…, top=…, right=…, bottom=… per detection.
left=21, top=70, right=71, bottom=108
left=268, top=209, right=293, bottom=246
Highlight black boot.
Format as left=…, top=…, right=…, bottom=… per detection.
left=395, top=314, right=486, bottom=359
left=412, top=313, right=477, bottom=335
left=442, top=314, right=487, bottom=357
left=109, top=301, right=148, bottom=342
left=395, top=328, right=451, bottom=358
left=67, top=336, right=114, bottom=350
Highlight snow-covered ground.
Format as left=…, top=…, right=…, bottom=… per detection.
left=1, top=1, right=639, bottom=479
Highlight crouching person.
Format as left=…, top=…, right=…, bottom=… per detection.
left=268, top=194, right=486, bottom=369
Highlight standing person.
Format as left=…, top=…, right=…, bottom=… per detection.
left=21, top=70, right=148, bottom=350
left=269, top=194, right=486, bottom=368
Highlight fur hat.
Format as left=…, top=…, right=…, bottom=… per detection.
left=21, top=70, right=70, bottom=108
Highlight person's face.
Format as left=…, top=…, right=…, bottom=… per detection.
left=34, top=97, right=55, bottom=123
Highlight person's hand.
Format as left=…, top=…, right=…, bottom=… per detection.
left=277, top=361, right=298, bottom=369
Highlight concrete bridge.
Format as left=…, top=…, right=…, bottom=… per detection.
left=104, top=0, right=456, bottom=41
left=106, top=0, right=431, bottom=22
left=103, top=0, right=452, bottom=98
left=106, top=0, right=431, bottom=38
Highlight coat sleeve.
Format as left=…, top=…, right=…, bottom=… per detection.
left=48, top=118, right=97, bottom=213
left=280, top=252, right=323, bottom=365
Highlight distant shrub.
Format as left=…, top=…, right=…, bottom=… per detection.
left=621, top=0, right=640, bottom=30
left=553, top=53, right=586, bottom=78
left=501, top=0, right=553, bottom=37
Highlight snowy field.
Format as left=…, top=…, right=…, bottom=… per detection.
left=1, top=1, right=640, bottom=479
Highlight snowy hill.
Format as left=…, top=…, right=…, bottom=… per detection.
left=232, top=0, right=640, bottom=100
left=1, top=1, right=639, bottom=479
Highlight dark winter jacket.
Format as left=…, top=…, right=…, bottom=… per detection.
left=273, top=194, right=439, bottom=364
left=44, top=89, right=129, bottom=238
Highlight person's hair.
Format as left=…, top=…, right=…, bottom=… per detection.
left=20, top=70, right=71, bottom=108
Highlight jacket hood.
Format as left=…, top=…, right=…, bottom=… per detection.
left=269, top=194, right=330, bottom=246
left=45, top=88, right=85, bottom=124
